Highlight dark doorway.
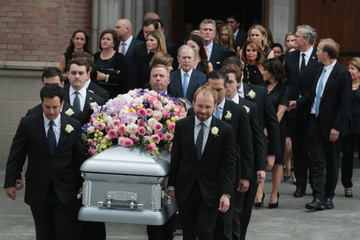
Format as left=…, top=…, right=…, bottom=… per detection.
left=184, top=0, right=263, bottom=32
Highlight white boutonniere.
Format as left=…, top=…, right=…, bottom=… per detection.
left=88, top=89, right=94, bottom=94
left=243, top=105, right=250, bottom=113
left=246, top=90, right=256, bottom=99
left=64, top=108, right=74, bottom=117
left=224, top=111, right=232, bottom=121
left=90, top=102, right=98, bottom=110
left=64, top=124, right=74, bottom=134
left=211, top=126, right=219, bottom=138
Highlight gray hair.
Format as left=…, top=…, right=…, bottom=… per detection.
left=177, top=44, right=196, bottom=58
left=199, top=19, right=216, bottom=32
left=297, top=25, right=317, bottom=45
left=150, top=64, right=170, bottom=78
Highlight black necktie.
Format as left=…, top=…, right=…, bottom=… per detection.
left=73, top=91, right=80, bottom=111
left=300, top=53, right=306, bottom=73
left=196, top=122, right=205, bottom=160
left=47, top=120, right=56, bottom=156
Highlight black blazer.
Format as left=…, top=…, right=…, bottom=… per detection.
left=234, top=29, right=247, bottom=51
left=238, top=96, right=267, bottom=172
left=168, top=69, right=206, bottom=103
left=4, top=113, right=86, bottom=208
left=297, top=62, right=352, bottom=138
left=187, top=99, right=254, bottom=181
left=284, top=48, right=323, bottom=119
left=168, top=115, right=236, bottom=208
left=344, top=88, right=360, bottom=136
left=209, top=42, right=231, bottom=70
left=26, top=101, right=82, bottom=122
left=243, top=83, right=281, bottom=155
left=88, top=81, right=110, bottom=102
left=123, top=38, right=144, bottom=91
left=64, top=85, right=106, bottom=126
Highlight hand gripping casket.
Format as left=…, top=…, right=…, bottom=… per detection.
left=78, top=146, right=177, bottom=225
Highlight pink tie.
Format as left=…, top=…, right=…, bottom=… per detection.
left=121, top=42, right=126, bottom=55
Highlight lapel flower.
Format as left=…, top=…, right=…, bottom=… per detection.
left=243, top=105, right=250, bottom=113
left=90, top=102, right=98, bottom=110
left=211, top=126, right=219, bottom=137
left=246, top=90, right=256, bottom=99
left=88, top=89, right=94, bottom=94
left=64, top=108, right=74, bottom=117
left=64, top=124, right=74, bottom=134
left=224, top=111, right=232, bottom=121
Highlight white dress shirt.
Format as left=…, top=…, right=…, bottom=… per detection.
left=43, top=113, right=61, bottom=145
left=237, top=84, right=245, bottom=98
left=299, top=46, right=314, bottom=71
left=119, top=35, right=133, bottom=55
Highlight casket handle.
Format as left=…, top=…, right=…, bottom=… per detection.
left=97, top=200, right=144, bottom=210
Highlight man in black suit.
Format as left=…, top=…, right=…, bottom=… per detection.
left=5, top=85, right=86, bottom=240
left=136, top=11, right=160, bottom=42
left=26, top=67, right=81, bottom=121
left=226, top=13, right=247, bottom=51
left=168, top=85, right=236, bottom=240
left=289, top=38, right=351, bottom=210
left=284, top=25, right=323, bottom=198
left=157, top=19, right=179, bottom=69
left=64, top=57, right=106, bottom=126
left=115, top=18, right=144, bottom=91
left=168, top=45, right=206, bottom=103
left=205, top=70, right=254, bottom=240
left=199, top=19, right=230, bottom=70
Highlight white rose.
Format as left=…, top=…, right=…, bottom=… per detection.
left=64, top=124, right=74, bottom=133
left=224, top=111, right=232, bottom=120
left=87, top=126, right=94, bottom=133
left=64, top=108, right=74, bottom=117
left=147, top=117, right=158, bottom=128
left=90, top=102, right=98, bottom=110
left=126, top=122, right=138, bottom=135
left=211, top=126, right=219, bottom=136
left=243, top=105, right=250, bottom=113
left=103, top=115, right=112, bottom=123
left=246, top=90, right=256, bottom=99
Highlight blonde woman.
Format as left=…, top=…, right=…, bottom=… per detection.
left=247, top=24, right=274, bottom=59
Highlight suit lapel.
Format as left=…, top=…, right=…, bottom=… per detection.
left=175, top=70, right=184, bottom=98
left=187, top=70, right=197, bottom=99
left=221, top=100, right=230, bottom=121
left=321, top=63, right=337, bottom=101
left=55, top=114, right=67, bottom=154
left=202, top=117, right=216, bottom=158
left=35, top=113, right=49, bottom=152
left=301, top=48, right=317, bottom=77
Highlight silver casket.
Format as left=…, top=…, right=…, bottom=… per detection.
left=78, top=146, right=177, bottom=225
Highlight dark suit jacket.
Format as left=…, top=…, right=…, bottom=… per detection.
left=64, top=85, right=106, bottom=126
left=4, top=113, right=86, bottom=208
left=343, top=88, right=360, bottom=136
left=26, top=101, right=82, bottom=122
left=297, top=62, right=352, bottom=138
left=243, top=83, right=281, bottom=155
left=234, top=28, right=247, bottom=51
left=168, top=115, right=236, bottom=208
left=88, top=81, right=110, bottom=102
left=284, top=48, right=323, bottom=119
left=238, top=96, right=266, bottom=172
left=187, top=99, right=254, bottom=181
left=168, top=69, right=206, bottom=102
left=123, top=37, right=144, bottom=91
left=209, top=42, right=231, bottom=70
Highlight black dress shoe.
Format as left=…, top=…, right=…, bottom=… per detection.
left=293, top=188, right=305, bottom=197
left=325, top=198, right=334, bottom=209
left=254, top=192, right=265, bottom=208
left=305, top=199, right=325, bottom=210
left=268, top=192, right=280, bottom=209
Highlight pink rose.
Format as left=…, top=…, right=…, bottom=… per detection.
left=113, top=120, right=121, bottom=128
left=148, top=144, right=156, bottom=152
left=153, top=100, right=163, bottom=110
left=161, top=109, right=171, bottom=118
left=90, top=117, right=95, bottom=124
left=123, top=138, right=134, bottom=147
left=148, top=96, right=157, bottom=104
left=118, top=124, right=127, bottom=135
left=88, top=148, right=96, bottom=156
left=130, top=134, right=139, bottom=142
left=108, top=129, right=118, bottom=139
left=168, top=122, right=176, bottom=132
left=152, top=111, right=163, bottom=121
left=146, top=108, right=153, bottom=117
left=137, top=120, right=147, bottom=127
left=97, top=122, right=106, bottom=130
left=153, top=123, right=163, bottom=132
left=157, top=131, right=164, bottom=140
left=151, top=134, right=160, bottom=144
left=105, top=126, right=111, bottom=133
left=104, top=134, right=112, bottom=141
left=164, top=133, right=173, bottom=141
left=118, top=137, right=125, bottom=145
left=137, top=126, right=146, bottom=136
left=137, top=108, right=146, bottom=117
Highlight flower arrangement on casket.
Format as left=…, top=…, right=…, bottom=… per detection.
left=82, top=89, right=187, bottom=157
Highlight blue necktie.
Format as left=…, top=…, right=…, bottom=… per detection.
left=315, top=68, right=327, bottom=117
left=214, top=105, right=220, bottom=119
left=47, top=120, right=56, bottom=156
left=183, top=73, right=189, bottom=98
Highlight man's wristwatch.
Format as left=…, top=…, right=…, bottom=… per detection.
left=225, top=194, right=231, bottom=199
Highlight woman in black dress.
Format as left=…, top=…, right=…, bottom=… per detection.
left=240, top=40, right=264, bottom=85
left=255, top=58, right=289, bottom=208
left=341, top=57, right=360, bottom=198
left=92, top=29, right=128, bottom=98
left=185, top=33, right=213, bottom=74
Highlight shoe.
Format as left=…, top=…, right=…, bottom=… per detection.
left=254, top=192, right=265, bottom=208
left=305, top=199, right=325, bottom=210
left=345, top=188, right=353, bottom=198
left=293, top=188, right=305, bottom=198
left=325, top=198, right=334, bottom=209
left=283, top=175, right=291, bottom=182
left=268, top=192, right=280, bottom=209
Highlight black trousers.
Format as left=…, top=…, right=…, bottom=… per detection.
left=307, top=116, right=341, bottom=201
left=214, top=192, right=236, bottom=240
left=341, top=133, right=360, bottom=188
left=147, top=212, right=177, bottom=240
left=177, top=182, right=219, bottom=240
left=289, top=112, right=311, bottom=191
left=231, top=192, right=245, bottom=240
left=30, top=183, right=78, bottom=240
